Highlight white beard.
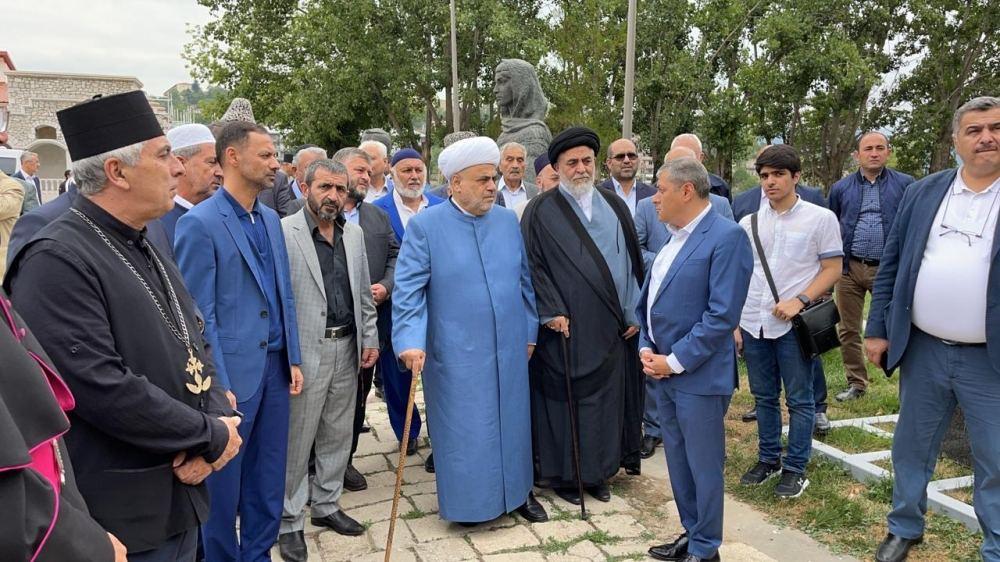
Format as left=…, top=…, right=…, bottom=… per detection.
left=563, top=178, right=594, bottom=198
left=396, top=186, right=422, bottom=198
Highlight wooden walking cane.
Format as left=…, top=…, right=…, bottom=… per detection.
left=384, top=366, right=420, bottom=561
left=561, top=335, right=587, bottom=520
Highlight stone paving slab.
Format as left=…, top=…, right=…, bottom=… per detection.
left=279, top=390, right=860, bottom=562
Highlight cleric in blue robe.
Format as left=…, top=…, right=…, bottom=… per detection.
left=391, top=137, right=549, bottom=525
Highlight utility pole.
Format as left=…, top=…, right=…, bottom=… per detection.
left=450, top=0, right=460, bottom=133
left=622, top=0, right=637, bottom=138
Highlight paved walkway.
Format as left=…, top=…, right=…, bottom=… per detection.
left=274, top=390, right=859, bottom=562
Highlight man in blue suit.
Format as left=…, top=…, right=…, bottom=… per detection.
left=638, top=157, right=753, bottom=562
left=175, top=121, right=303, bottom=562
left=732, top=175, right=831, bottom=433
left=372, top=148, right=444, bottom=457
left=865, top=96, right=1000, bottom=562
left=633, top=145, right=734, bottom=459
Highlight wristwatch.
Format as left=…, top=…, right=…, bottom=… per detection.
left=796, top=294, right=811, bottom=307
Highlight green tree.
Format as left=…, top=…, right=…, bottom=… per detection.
left=874, top=0, right=999, bottom=176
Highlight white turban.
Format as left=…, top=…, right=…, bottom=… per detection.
left=437, top=136, right=500, bottom=181
left=166, top=123, right=216, bottom=152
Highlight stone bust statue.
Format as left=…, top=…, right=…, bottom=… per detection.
left=494, top=59, right=551, bottom=184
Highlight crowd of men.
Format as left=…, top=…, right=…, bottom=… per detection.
left=1, top=90, right=998, bottom=562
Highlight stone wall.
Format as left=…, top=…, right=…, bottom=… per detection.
left=5, top=72, right=142, bottom=149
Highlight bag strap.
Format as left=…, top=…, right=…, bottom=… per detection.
left=750, top=212, right=781, bottom=304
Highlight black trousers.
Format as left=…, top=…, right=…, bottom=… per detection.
left=349, top=364, right=375, bottom=461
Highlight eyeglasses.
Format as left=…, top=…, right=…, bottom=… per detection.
left=611, top=152, right=638, bottom=161
left=938, top=188, right=1000, bottom=247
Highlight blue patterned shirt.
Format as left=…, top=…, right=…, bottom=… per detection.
left=849, top=175, right=884, bottom=260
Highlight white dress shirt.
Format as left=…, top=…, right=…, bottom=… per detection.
left=498, top=177, right=529, bottom=209
left=560, top=185, right=594, bottom=221
left=174, top=195, right=194, bottom=209
left=739, top=196, right=843, bottom=339
left=912, top=171, right=1000, bottom=343
left=612, top=177, right=638, bottom=217
left=642, top=203, right=713, bottom=373
left=365, top=184, right=389, bottom=203
left=342, top=204, right=360, bottom=225
left=393, top=188, right=428, bottom=230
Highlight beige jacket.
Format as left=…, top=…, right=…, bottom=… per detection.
left=0, top=171, right=26, bottom=280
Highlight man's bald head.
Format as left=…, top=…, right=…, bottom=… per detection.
left=663, top=146, right=697, bottom=163
left=670, top=134, right=704, bottom=160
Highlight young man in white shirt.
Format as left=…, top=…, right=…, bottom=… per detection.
left=736, top=145, right=843, bottom=499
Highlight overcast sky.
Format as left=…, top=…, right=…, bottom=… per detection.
left=5, top=0, right=214, bottom=95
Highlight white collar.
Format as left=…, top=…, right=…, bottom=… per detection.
left=393, top=188, right=427, bottom=210
left=174, top=195, right=194, bottom=209
left=954, top=168, right=1000, bottom=195
left=499, top=177, right=525, bottom=193
left=764, top=193, right=802, bottom=216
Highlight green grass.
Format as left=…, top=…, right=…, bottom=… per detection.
left=724, top=345, right=983, bottom=561
left=816, top=425, right=893, bottom=453
left=400, top=508, right=426, bottom=520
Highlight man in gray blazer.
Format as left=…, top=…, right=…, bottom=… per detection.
left=278, top=159, right=379, bottom=561
left=496, top=142, right=538, bottom=209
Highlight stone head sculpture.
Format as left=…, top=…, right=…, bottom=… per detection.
left=494, top=59, right=549, bottom=121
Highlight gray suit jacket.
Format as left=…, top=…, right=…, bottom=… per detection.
left=281, top=209, right=379, bottom=377
left=13, top=177, right=39, bottom=215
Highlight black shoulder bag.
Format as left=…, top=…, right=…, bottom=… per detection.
left=751, top=213, right=841, bottom=361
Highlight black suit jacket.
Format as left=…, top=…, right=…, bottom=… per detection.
left=598, top=178, right=656, bottom=202
left=258, top=170, right=296, bottom=218
left=356, top=201, right=399, bottom=346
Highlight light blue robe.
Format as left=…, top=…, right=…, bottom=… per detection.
left=392, top=200, right=538, bottom=522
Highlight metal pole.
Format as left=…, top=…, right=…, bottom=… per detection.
left=622, top=0, right=637, bottom=138
left=450, top=0, right=460, bottom=133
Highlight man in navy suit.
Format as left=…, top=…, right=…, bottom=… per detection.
left=372, top=148, right=443, bottom=457
left=865, top=96, right=1000, bottom=562
left=12, top=151, right=42, bottom=205
left=634, top=146, right=734, bottom=459
left=6, top=179, right=175, bottom=268
left=161, top=124, right=221, bottom=245
left=599, top=138, right=656, bottom=217
left=638, top=157, right=753, bottom=562
left=732, top=175, right=832, bottom=433
left=670, top=134, right=731, bottom=201
left=175, top=121, right=303, bottom=562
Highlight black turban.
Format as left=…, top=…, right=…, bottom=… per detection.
left=547, top=126, right=600, bottom=167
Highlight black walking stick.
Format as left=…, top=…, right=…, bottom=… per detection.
left=560, top=334, right=587, bottom=520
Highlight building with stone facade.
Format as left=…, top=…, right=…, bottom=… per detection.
left=0, top=51, right=168, bottom=200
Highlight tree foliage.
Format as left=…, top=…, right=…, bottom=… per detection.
left=186, top=0, right=998, bottom=188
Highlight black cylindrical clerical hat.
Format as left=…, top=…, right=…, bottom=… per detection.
left=57, top=91, right=164, bottom=161
left=548, top=126, right=600, bottom=166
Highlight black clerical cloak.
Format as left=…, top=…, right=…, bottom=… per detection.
left=0, top=289, right=112, bottom=561
left=521, top=187, right=645, bottom=487
left=4, top=196, right=232, bottom=554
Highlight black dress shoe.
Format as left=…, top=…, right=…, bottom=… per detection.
left=311, top=510, right=365, bottom=536
left=648, top=533, right=689, bottom=560
left=424, top=453, right=435, bottom=473
left=360, top=424, right=371, bottom=433
left=405, top=437, right=419, bottom=456
left=343, top=464, right=367, bottom=492
left=554, top=486, right=581, bottom=505
left=515, top=492, right=549, bottom=522
left=875, top=532, right=923, bottom=562
left=678, top=553, right=720, bottom=562
left=277, top=530, right=307, bottom=562
left=741, top=407, right=757, bottom=422
left=640, top=435, right=663, bottom=459
left=586, top=481, right=611, bottom=502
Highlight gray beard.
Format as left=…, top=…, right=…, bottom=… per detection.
left=396, top=186, right=422, bottom=198
left=563, top=179, right=594, bottom=198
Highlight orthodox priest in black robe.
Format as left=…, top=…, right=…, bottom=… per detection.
left=4, top=92, right=241, bottom=561
left=521, top=127, right=645, bottom=505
